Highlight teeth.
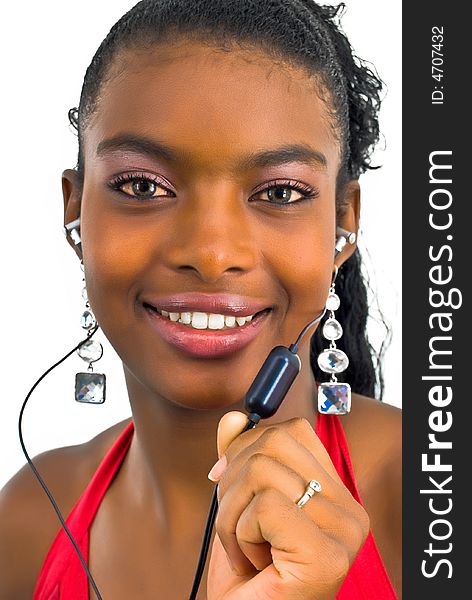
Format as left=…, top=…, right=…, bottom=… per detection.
left=156, top=308, right=260, bottom=330
left=225, top=315, right=236, bottom=328
left=191, top=312, right=208, bottom=329
left=208, top=314, right=225, bottom=329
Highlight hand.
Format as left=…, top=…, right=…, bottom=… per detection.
left=206, top=412, right=370, bottom=600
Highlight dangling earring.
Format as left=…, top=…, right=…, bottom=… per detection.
left=317, top=265, right=351, bottom=414
left=75, top=260, right=107, bottom=404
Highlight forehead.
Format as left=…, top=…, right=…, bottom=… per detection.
left=85, top=41, right=340, bottom=173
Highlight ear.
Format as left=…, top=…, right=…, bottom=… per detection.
left=334, top=179, right=360, bottom=269
left=63, top=168, right=83, bottom=262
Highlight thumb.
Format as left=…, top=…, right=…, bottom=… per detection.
left=216, top=411, right=249, bottom=458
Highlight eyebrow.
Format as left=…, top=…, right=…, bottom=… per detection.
left=96, top=133, right=328, bottom=171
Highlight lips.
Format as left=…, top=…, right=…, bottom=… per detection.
left=142, top=293, right=273, bottom=358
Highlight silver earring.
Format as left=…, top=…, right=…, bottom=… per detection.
left=74, top=261, right=106, bottom=404
left=317, top=266, right=351, bottom=414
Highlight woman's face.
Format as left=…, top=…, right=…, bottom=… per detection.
left=64, top=40, right=358, bottom=409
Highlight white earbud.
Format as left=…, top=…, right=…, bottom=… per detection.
left=335, top=226, right=357, bottom=256
left=64, top=217, right=81, bottom=246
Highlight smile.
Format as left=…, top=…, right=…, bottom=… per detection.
left=143, top=303, right=272, bottom=358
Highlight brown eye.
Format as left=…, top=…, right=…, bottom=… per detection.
left=251, top=180, right=319, bottom=206
left=266, top=185, right=298, bottom=204
left=129, top=179, right=157, bottom=198
left=109, top=173, right=174, bottom=200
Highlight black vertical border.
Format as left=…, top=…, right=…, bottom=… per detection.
left=403, top=1, right=467, bottom=598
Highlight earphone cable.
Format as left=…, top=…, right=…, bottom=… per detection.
left=18, top=324, right=103, bottom=600
left=289, top=307, right=326, bottom=354
left=188, top=417, right=257, bottom=600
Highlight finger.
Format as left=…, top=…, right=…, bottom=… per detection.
left=218, top=427, right=345, bottom=504
left=217, top=453, right=358, bottom=576
left=216, top=452, right=308, bottom=574
left=217, top=411, right=250, bottom=458
left=235, top=487, right=352, bottom=598
left=222, top=417, right=344, bottom=485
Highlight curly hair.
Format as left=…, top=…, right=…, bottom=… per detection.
left=68, top=0, right=389, bottom=399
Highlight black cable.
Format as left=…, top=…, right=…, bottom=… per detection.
left=18, top=324, right=104, bottom=600
left=289, top=307, right=326, bottom=354
left=188, top=417, right=258, bottom=600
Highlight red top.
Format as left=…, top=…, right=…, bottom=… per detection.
left=33, top=415, right=398, bottom=599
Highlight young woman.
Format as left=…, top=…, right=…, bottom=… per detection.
left=0, top=0, right=401, bottom=598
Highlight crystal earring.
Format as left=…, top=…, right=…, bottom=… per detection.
left=75, top=260, right=106, bottom=404
left=317, top=266, right=351, bottom=414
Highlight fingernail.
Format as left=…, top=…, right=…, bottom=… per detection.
left=207, top=454, right=227, bottom=482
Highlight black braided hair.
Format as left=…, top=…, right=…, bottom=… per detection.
left=68, top=0, right=390, bottom=399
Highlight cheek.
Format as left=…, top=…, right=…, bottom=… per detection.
left=274, top=223, right=334, bottom=316
left=264, top=199, right=337, bottom=322
left=78, top=184, right=154, bottom=338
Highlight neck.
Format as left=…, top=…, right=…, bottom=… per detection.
left=120, top=342, right=317, bottom=541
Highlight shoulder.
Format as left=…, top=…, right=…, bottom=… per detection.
left=342, top=394, right=402, bottom=596
left=0, top=418, right=132, bottom=597
left=342, top=393, right=401, bottom=479
left=341, top=392, right=401, bottom=510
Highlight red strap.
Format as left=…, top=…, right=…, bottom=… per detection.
left=316, top=413, right=398, bottom=599
left=33, top=422, right=134, bottom=599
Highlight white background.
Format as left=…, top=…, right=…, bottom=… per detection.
left=0, top=0, right=401, bottom=488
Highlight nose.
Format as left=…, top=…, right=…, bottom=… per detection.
left=162, top=180, right=259, bottom=283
